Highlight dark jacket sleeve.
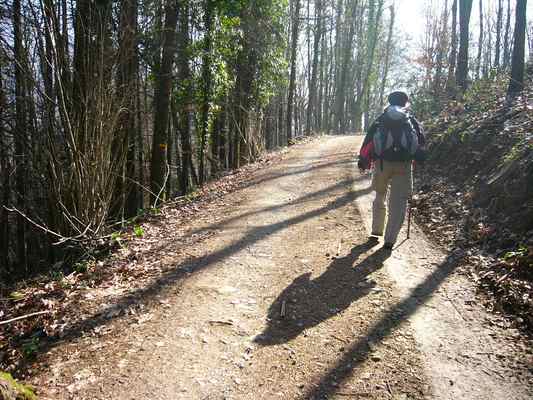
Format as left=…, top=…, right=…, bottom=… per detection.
left=409, top=116, right=425, bottom=147
left=409, top=115, right=427, bottom=162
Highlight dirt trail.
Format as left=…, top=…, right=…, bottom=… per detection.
left=32, top=136, right=532, bottom=399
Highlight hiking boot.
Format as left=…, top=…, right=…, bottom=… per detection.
left=383, top=242, right=394, bottom=251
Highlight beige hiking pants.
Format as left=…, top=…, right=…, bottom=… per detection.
left=371, top=160, right=413, bottom=244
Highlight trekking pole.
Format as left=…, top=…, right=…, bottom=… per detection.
left=407, top=196, right=412, bottom=239
left=407, top=161, right=415, bottom=240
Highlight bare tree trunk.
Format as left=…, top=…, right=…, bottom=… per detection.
left=116, top=0, right=139, bottom=218
left=230, top=7, right=258, bottom=168
left=150, top=0, right=179, bottom=203
left=494, top=0, right=503, bottom=68
left=40, top=0, right=56, bottom=146
left=483, top=10, right=493, bottom=76
left=455, top=0, right=473, bottom=91
left=137, top=67, right=145, bottom=209
left=507, top=0, right=527, bottom=98
left=433, top=1, right=449, bottom=97
left=379, top=4, right=395, bottom=110
left=325, top=25, right=335, bottom=132
left=476, top=0, right=483, bottom=79
left=73, top=0, right=93, bottom=122
left=220, top=97, right=229, bottom=167
left=354, top=0, right=384, bottom=132
left=177, top=0, right=193, bottom=195
left=286, top=0, right=301, bottom=144
left=306, top=0, right=322, bottom=136
left=332, top=0, right=344, bottom=122
left=0, top=65, right=9, bottom=277
left=199, top=0, right=214, bottom=185
left=317, top=16, right=326, bottom=131
left=276, top=94, right=283, bottom=145
left=13, top=0, right=27, bottom=272
left=335, top=0, right=359, bottom=134
left=503, top=0, right=512, bottom=68
left=306, top=0, right=311, bottom=133
left=446, top=0, right=458, bottom=92
left=167, top=108, right=176, bottom=196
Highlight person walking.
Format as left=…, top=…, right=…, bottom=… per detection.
left=357, top=91, right=426, bottom=250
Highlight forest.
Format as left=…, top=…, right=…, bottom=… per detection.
left=0, top=0, right=530, bottom=283
left=1, top=0, right=533, bottom=398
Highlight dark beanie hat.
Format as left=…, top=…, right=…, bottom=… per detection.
left=388, top=91, right=409, bottom=106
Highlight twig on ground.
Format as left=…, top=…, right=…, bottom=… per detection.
left=385, top=380, right=393, bottom=397
left=442, top=290, right=467, bottom=321
left=331, top=334, right=348, bottom=344
left=280, top=300, right=287, bottom=318
left=208, top=320, right=233, bottom=326
left=0, top=311, right=50, bottom=326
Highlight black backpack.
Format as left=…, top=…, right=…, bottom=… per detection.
left=372, top=106, right=419, bottom=162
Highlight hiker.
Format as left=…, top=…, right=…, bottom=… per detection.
left=357, top=91, right=426, bottom=250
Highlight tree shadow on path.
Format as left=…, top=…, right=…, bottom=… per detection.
left=298, top=252, right=463, bottom=399
left=255, top=239, right=391, bottom=345
left=34, top=179, right=372, bottom=362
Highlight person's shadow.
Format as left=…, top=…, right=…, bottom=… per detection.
left=255, top=238, right=392, bottom=345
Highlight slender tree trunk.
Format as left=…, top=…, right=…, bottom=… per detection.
left=73, top=0, right=93, bottom=123
left=455, top=0, right=473, bottom=91
left=335, top=0, right=359, bottom=134
left=433, top=1, right=448, bottom=96
left=286, top=0, right=301, bottom=144
left=116, top=0, right=139, bottom=217
left=211, top=104, right=224, bottom=169
left=507, top=0, right=527, bottom=97
left=166, top=110, right=174, bottom=196
left=306, top=0, right=311, bottom=129
left=177, top=0, right=193, bottom=195
left=484, top=11, right=493, bottom=76
left=40, top=0, right=56, bottom=145
left=13, top=0, right=27, bottom=272
left=150, top=0, right=179, bottom=203
left=137, top=67, right=145, bottom=209
left=277, top=94, right=284, bottom=147
left=476, top=0, right=483, bottom=79
left=354, top=0, right=383, bottom=131
left=495, top=0, right=503, bottom=68
left=325, top=25, right=335, bottom=132
left=199, top=0, right=214, bottom=185
left=379, top=4, right=395, bottom=110
left=446, top=0, right=458, bottom=92
left=332, top=0, right=343, bottom=132
left=220, top=97, right=228, bottom=168
left=61, top=0, right=69, bottom=72
left=0, top=66, right=9, bottom=276
left=503, top=0, right=512, bottom=68
left=317, top=15, right=326, bottom=131
left=230, top=8, right=257, bottom=168
left=306, top=0, right=322, bottom=136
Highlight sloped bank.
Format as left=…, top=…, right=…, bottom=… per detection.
left=413, top=77, right=533, bottom=332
